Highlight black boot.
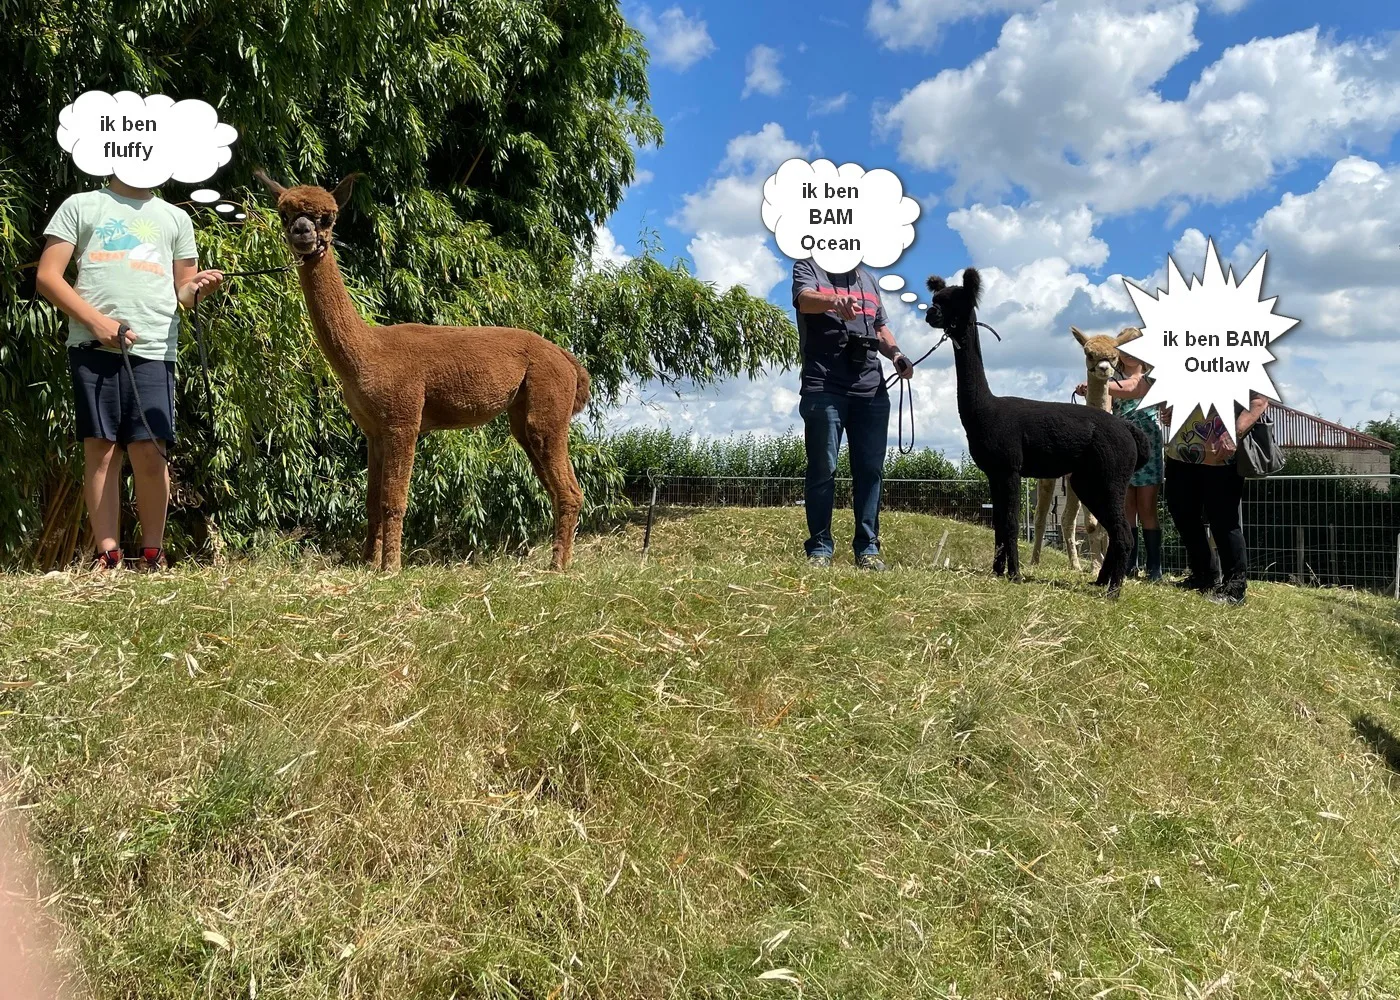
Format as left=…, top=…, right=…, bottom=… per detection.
left=1143, top=528, right=1163, bottom=582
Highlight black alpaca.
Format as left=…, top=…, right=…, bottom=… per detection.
left=926, top=269, right=1150, bottom=595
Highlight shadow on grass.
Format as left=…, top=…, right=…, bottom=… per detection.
left=1352, top=714, right=1400, bottom=774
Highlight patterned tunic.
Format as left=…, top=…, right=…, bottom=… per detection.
left=1115, top=395, right=1164, bottom=486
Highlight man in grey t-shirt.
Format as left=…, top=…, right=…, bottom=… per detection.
left=792, top=258, right=913, bottom=569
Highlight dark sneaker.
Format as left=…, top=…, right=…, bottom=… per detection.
left=1207, top=579, right=1246, bottom=605
left=855, top=555, right=888, bottom=571
left=807, top=555, right=833, bottom=568
left=131, top=546, right=168, bottom=573
left=1173, top=575, right=1215, bottom=593
left=1206, top=588, right=1246, bottom=606
left=89, top=548, right=123, bottom=572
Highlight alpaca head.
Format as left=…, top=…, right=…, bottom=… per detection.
left=924, top=268, right=981, bottom=344
left=253, top=170, right=361, bottom=259
left=1070, top=325, right=1142, bottom=382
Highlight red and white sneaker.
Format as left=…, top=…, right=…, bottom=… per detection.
left=131, top=546, right=168, bottom=573
left=89, top=547, right=124, bottom=572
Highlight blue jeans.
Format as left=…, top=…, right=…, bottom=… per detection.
left=800, top=389, right=890, bottom=558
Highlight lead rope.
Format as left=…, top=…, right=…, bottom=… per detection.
left=885, top=320, right=1001, bottom=455
left=117, top=263, right=294, bottom=466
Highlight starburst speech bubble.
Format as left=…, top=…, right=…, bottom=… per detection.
left=1123, top=238, right=1299, bottom=446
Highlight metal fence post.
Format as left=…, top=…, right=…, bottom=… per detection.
left=642, top=478, right=659, bottom=554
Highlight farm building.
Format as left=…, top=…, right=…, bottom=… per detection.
left=1267, top=402, right=1394, bottom=484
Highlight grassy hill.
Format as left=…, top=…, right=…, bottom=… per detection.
left=3, top=508, right=1400, bottom=999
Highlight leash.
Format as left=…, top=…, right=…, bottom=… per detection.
left=190, top=265, right=293, bottom=413
left=101, top=264, right=293, bottom=466
left=885, top=320, right=1000, bottom=454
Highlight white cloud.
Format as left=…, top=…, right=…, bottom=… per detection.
left=1207, top=0, right=1251, bottom=12
left=671, top=123, right=810, bottom=297
left=867, top=0, right=1038, bottom=51
left=947, top=202, right=1109, bottom=270
left=634, top=5, right=716, bottom=71
left=1235, top=156, right=1400, bottom=300
left=686, top=233, right=787, bottom=296
left=809, top=92, right=852, bottom=117
left=743, top=45, right=786, bottom=99
left=879, top=5, right=1400, bottom=215
left=589, top=225, right=633, bottom=270
left=633, top=168, right=655, bottom=186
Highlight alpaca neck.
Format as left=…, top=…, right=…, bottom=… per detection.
left=296, top=249, right=370, bottom=379
left=952, top=324, right=995, bottom=425
left=1085, top=374, right=1111, bottom=411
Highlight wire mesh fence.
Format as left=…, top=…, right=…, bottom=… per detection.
left=624, top=473, right=1400, bottom=595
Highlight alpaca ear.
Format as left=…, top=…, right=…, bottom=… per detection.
left=331, top=173, right=363, bottom=210
left=253, top=168, right=286, bottom=198
left=961, top=267, right=981, bottom=305
left=1070, top=326, right=1088, bottom=346
left=927, top=275, right=946, bottom=292
left=1116, top=326, right=1143, bottom=346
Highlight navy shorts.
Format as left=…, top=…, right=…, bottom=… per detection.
left=69, top=346, right=177, bottom=445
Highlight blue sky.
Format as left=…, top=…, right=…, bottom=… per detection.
left=596, top=0, right=1400, bottom=456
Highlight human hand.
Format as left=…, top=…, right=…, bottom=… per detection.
left=181, top=269, right=225, bottom=306
left=95, top=317, right=137, bottom=349
left=1250, top=395, right=1269, bottom=414
left=1207, top=430, right=1237, bottom=457
left=893, top=353, right=914, bottom=380
left=833, top=296, right=860, bottom=320
left=1074, top=381, right=1087, bottom=397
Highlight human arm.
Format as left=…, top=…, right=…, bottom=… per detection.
left=796, top=288, right=859, bottom=318
left=1236, top=394, right=1269, bottom=436
left=34, top=237, right=134, bottom=348
left=174, top=259, right=224, bottom=309
left=875, top=322, right=913, bottom=378
left=792, top=258, right=859, bottom=319
left=1075, top=373, right=1150, bottom=399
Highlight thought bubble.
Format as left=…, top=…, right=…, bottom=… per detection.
left=57, top=90, right=237, bottom=188
left=234, top=212, right=246, bottom=220
left=878, top=274, right=906, bottom=292
left=215, top=203, right=234, bottom=214
left=900, top=291, right=917, bottom=303
left=918, top=303, right=928, bottom=310
left=190, top=188, right=221, bottom=203
left=762, top=158, right=920, bottom=273
left=1123, top=237, right=1299, bottom=446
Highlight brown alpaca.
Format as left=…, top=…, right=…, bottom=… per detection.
left=1031, top=326, right=1142, bottom=571
left=254, top=171, right=590, bottom=571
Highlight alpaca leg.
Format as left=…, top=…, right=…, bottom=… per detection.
left=378, top=425, right=420, bottom=573
left=364, top=434, right=384, bottom=565
left=990, top=473, right=1022, bottom=581
left=1070, top=473, right=1129, bottom=595
left=1031, top=478, right=1054, bottom=565
left=1061, top=483, right=1083, bottom=571
left=1085, top=510, right=1105, bottom=575
left=510, top=406, right=583, bottom=570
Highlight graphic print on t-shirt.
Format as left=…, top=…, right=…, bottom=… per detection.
left=86, top=217, right=167, bottom=275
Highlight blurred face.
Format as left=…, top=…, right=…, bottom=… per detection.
left=1118, top=352, right=1145, bottom=375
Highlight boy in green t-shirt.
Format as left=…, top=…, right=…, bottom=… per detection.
left=36, top=178, right=224, bottom=572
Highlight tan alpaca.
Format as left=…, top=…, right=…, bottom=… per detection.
left=1031, top=326, right=1142, bottom=571
left=255, top=171, right=590, bottom=571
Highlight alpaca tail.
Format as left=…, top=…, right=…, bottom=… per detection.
left=1127, top=419, right=1152, bottom=472
left=566, top=350, right=591, bottom=416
